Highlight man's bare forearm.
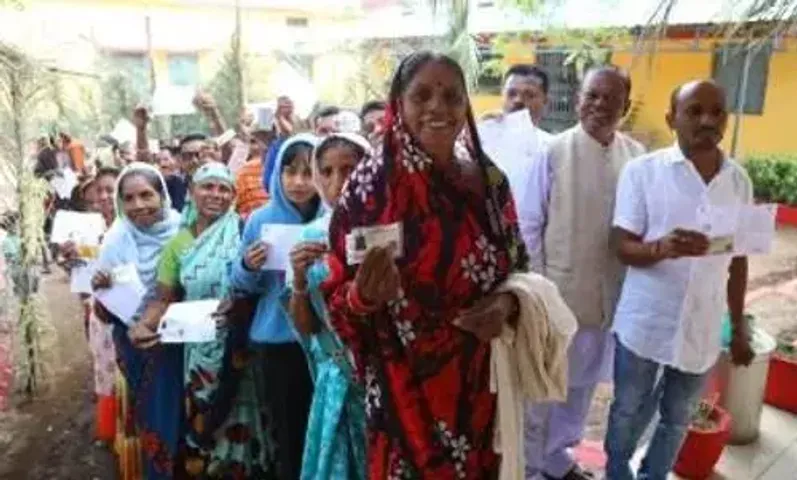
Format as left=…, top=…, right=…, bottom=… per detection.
left=615, top=228, right=662, bottom=267
left=727, top=256, right=748, bottom=330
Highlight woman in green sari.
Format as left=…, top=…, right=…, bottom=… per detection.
left=134, top=162, right=272, bottom=478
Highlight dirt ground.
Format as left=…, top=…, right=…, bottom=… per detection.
left=0, top=271, right=116, bottom=480
left=1, top=229, right=797, bottom=479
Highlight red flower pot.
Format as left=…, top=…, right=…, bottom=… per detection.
left=764, top=354, right=797, bottom=413
left=776, top=204, right=797, bottom=226
left=673, top=405, right=732, bottom=480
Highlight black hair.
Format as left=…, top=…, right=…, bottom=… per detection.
left=583, top=64, right=632, bottom=100
left=360, top=100, right=387, bottom=120
left=386, top=51, right=507, bottom=244
left=281, top=141, right=314, bottom=171
left=34, top=146, right=59, bottom=177
left=71, top=184, right=88, bottom=212
left=179, top=133, right=208, bottom=149
left=118, top=168, right=165, bottom=200
left=386, top=51, right=485, bottom=166
left=504, top=64, right=550, bottom=95
left=315, top=137, right=368, bottom=167
left=314, top=106, right=341, bottom=121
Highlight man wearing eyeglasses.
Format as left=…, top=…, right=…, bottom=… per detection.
left=164, top=133, right=207, bottom=212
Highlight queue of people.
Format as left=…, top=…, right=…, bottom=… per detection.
left=0, top=49, right=756, bottom=480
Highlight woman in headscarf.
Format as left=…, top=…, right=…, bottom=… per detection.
left=92, top=162, right=183, bottom=479
left=230, top=133, right=321, bottom=480
left=285, top=133, right=371, bottom=480
left=132, top=162, right=271, bottom=478
left=323, top=52, right=529, bottom=478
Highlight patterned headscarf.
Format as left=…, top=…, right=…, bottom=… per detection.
left=180, top=161, right=235, bottom=227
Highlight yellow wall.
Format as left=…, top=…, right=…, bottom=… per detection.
left=471, top=38, right=797, bottom=157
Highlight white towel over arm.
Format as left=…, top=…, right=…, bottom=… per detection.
left=490, top=272, right=578, bottom=480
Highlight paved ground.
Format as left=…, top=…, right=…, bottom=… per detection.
left=578, top=227, right=797, bottom=479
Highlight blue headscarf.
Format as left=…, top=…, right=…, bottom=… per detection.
left=258, top=133, right=321, bottom=224
left=98, top=162, right=181, bottom=302
left=262, top=138, right=280, bottom=195
left=232, top=133, right=322, bottom=344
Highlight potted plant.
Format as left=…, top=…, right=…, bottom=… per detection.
left=764, top=330, right=797, bottom=413
left=673, top=396, right=732, bottom=480
left=745, top=154, right=797, bottom=226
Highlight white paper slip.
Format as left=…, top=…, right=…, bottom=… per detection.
left=503, top=109, right=534, bottom=131
left=260, top=224, right=305, bottom=271
left=158, top=299, right=219, bottom=343
left=50, top=210, right=105, bottom=246
left=346, top=222, right=403, bottom=266
left=50, top=169, right=79, bottom=200
left=693, top=204, right=777, bottom=256
left=733, top=204, right=777, bottom=255
left=94, top=264, right=146, bottom=325
left=70, top=262, right=95, bottom=294
left=227, top=141, right=250, bottom=176
left=215, top=129, right=237, bottom=147
left=477, top=110, right=544, bottom=194
left=697, top=204, right=739, bottom=237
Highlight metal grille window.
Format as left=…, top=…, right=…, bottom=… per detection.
left=535, top=49, right=580, bottom=133
left=535, top=48, right=611, bottom=133
left=167, top=54, right=199, bottom=87
left=712, top=42, right=772, bottom=115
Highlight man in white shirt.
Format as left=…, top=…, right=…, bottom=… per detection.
left=478, top=65, right=552, bottom=243
left=502, top=64, right=554, bottom=142
left=606, top=80, right=755, bottom=480
left=523, top=66, right=645, bottom=480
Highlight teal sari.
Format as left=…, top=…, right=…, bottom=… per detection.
left=177, top=163, right=272, bottom=479
left=285, top=213, right=367, bottom=480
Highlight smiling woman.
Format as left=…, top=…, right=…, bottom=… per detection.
left=93, top=162, right=183, bottom=480
left=131, top=162, right=273, bottom=478
left=323, top=51, right=529, bottom=479
left=118, top=169, right=169, bottom=229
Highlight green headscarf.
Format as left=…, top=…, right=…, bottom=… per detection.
left=180, top=162, right=235, bottom=227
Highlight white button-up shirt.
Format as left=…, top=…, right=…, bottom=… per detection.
left=612, top=145, right=753, bottom=374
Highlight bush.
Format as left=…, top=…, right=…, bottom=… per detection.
left=745, top=153, right=797, bottom=206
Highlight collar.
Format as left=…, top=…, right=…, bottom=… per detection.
left=575, top=123, right=617, bottom=150
left=667, top=143, right=730, bottom=171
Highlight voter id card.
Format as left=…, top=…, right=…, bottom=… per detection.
left=707, top=235, right=734, bottom=255
left=345, top=222, right=403, bottom=265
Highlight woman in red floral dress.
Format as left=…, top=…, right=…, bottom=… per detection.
left=323, top=52, right=529, bottom=479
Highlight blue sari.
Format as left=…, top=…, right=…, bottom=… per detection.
left=285, top=213, right=367, bottom=480
left=97, top=163, right=183, bottom=479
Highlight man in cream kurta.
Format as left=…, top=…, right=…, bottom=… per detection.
left=521, top=66, right=645, bottom=480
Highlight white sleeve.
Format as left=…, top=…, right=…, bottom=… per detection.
left=517, top=149, right=552, bottom=273
left=613, top=160, right=647, bottom=236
